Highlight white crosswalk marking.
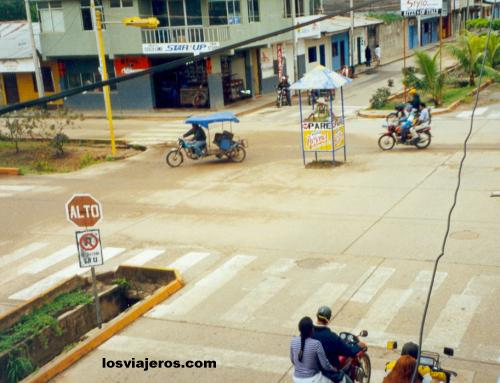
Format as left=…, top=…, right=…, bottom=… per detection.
left=222, top=259, right=293, bottom=323
left=456, top=107, right=488, bottom=119
left=99, top=335, right=290, bottom=374
left=0, top=192, right=13, bottom=198
left=0, top=242, right=49, bottom=268
left=9, top=247, right=126, bottom=301
left=425, top=294, right=481, bottom=348
left=19, top=245, right=76, bottom=274
left=463, top=274, right=500, bottom=296
left=286, top=282, right=349, bottom=328
left=168, top=251, right=211, bottom=274
left=409, top=270, right=448, bottom=292
left=350, top=267, right=395, bottom=303
left=123, top=249, right=165, bottom=266
left=488, top=111, right=500, bottom=119
left=148, top=255, right=256, bottom=318
left=0, top=185, right=34, bottom=192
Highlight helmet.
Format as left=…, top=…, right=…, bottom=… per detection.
left=316, top=306, right=332, bottom=322
left=409, top=88, right=417, bottom=95
left=402, top=342, right=419, bottom=359
left=282, top=76, right=286, bottom=81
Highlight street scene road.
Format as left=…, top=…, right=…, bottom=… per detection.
left=1, top=98, right=499, bottom=381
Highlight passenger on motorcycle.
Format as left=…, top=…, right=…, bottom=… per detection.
left=291, top=317, right=338, bottom=383
left=182, top=123, right=207, bottom=158
left=399, top=106, right=417, bottom=144
left=383, top=354, right=422, bottom=383
left=313, top=306, right=365, bottom=383
left=278, top=75, right=291, bottom=105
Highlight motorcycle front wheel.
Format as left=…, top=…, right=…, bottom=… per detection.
left=166, top=149, right=184, bottom=168
left=415, top=132, right=431, bottom=149
left=378, top=135, right=396, bottom=151
left=357, top=354, right=371, bottom=383
left=276, top=96, right=282, bottom=108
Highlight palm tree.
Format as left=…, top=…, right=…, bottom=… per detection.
left=447, top=31, right=485, bottom=86
left=412, top=50, right=445, bottom=107
left=485, top=33, right=500, bottom=69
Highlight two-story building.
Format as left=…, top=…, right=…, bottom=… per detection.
left=36, top=0, right=331, bottom=110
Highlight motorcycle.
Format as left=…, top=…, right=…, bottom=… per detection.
left=338, top=330, right=371, bottom=383
left=276, top=86, right=291, bottom=108
left=378, top=122, right=432, bottom=150
left=386, top=341, right=457, bottom=383
left=385, top=103, right=408, bottom=126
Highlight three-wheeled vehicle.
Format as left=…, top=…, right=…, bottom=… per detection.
left=166, top=112, right=247, bottom=168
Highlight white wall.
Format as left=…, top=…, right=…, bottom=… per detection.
left=303, top=36, right=331, bottom=72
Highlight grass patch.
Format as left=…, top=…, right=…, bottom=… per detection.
left=0, top=140, right=138, bottom=174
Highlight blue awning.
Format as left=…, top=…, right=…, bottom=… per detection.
left=185, top=112, right=240, bottom=128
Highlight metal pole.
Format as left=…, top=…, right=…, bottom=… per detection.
left=350, top=0, right=355, bottom=75
left=91, top=266, right=103, bottom=329
left=291, top=0, right=298, bottom=82
left=439, top=15, right=443, bottom=72
left=91, top=0, right=117, bottom=156
left=403, top=17, right=407, bottom=103
left=329, top=92, right=335, bottom=163
left=299, top=90, right=306, bottom=166
left=341, top=86, right=346, bottom=161
left=25, top=0, right=45, bottom=98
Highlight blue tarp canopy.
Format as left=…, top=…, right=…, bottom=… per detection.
left=185, top=112, right=240, bottom=128
left=290, top=65, right=352, bottom=90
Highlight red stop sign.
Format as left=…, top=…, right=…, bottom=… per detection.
left=65, top=194, right=103, bottom=228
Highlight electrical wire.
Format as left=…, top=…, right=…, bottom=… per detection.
left=0, top=0, right=381, bottom=115
left=410, top=8, right=496, bottom=383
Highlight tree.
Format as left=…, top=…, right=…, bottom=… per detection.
left=406, top=51, right=445, bottom=107
left=0, top=0, right=37, bottom=22
left=447, top=31, right=486, bottom=86
left=485, top=33, right=500, bottom=69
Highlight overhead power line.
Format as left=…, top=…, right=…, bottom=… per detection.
left=0, top=0, right=380, bottom=115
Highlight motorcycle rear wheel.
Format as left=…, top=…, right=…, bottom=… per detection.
left=229, top=146, right=246, bottom=163
left=357, top=354, right=371, bottom=383
left=166, top=149, right=183, bottom=168
left=415, top=132, right=431, bottom=149
left=378, top=135, right=396, bottom=151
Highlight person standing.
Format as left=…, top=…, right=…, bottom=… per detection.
left=375, top=44, right=381, bottom=66
left=365, top=46, right=372, bottom=67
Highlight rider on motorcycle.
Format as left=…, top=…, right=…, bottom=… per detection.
left=313, top=306, right=365, bottom=383
left=277, top=75, right=291, bottom=105
left=182, top=123, right=207, bottom=158
left=399, top=105, right=417, bottom=144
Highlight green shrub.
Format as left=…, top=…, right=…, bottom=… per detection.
left=466, top=18, right=500, bottom=31
left=50, top=133, right=69, bottom=157
left=6, top=348, right=34, bottom=383
left=34, top=160, right=54, bottom=173
left=79, top=153, right=95, bottom=168
left=370, top=87, right=391, bottom=109
left=367, top=12, right=403, bottom=24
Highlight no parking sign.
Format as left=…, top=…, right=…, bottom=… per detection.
left=76, top=229, right=103, bottom=267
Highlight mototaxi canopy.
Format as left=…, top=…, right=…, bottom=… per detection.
left=185, top=112, right=240, bottom=129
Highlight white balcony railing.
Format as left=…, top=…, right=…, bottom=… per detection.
left=142, top=25, right=230, bottom=45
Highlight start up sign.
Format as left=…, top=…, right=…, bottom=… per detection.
left=401, top=0, right=443, bottom=16
left=143, top=42, right=220, bottom=55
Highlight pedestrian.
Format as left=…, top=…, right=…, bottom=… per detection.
left=375, top=44, right=381, bottom=66
left=365, top=46, right=372, bottom=67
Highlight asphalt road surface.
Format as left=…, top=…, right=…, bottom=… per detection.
left=1, top=103, right=499, bottom=382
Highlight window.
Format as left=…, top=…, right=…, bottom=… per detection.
left=309, top=0, right=323, bottom=15
left=248, top=0, right=260, bottom=22
left=283, top=0, right=304, bottom=18
left=308, top=46, right=317, bottom=63
left=110, top=0, right=133, bottom=7
left=38, top=1, right=64, bottom=32
left=209, top=0, right=240, bottom=25
left=80, top=0, right=105, bottom=31
left=33, top=67, right=55, bottom=92
left=67, top=67, right=117, bottom=91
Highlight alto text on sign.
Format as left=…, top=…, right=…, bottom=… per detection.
left=76, top=229, right=104, bottom=268
left=65, top=194, right=103, bottom=228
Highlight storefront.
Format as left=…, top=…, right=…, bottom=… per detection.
left=331, top=32, right=349, bottom=71
left=221, top=51, right=248, bottom=104
left=408, top=18, right=419, bottom=49
left=421, top=16, right=439, bottom=46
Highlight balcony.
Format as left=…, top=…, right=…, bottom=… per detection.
left=142, top=25, right=230, bottom=45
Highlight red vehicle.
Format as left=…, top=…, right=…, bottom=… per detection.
left=378, top=123, right=432, bottom=151
left=338, top=330, right=371, bottom=382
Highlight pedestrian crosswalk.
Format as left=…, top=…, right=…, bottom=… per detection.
left=126, top=122, right=187, bottom=146
left=453, top=106, right=500, bottom=120
left=0, top=183, right=62, bottom=199
left=1, top=241, right=499, bottom=369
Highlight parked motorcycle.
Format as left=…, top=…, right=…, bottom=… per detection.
left=276, top=86, right=291, bottom=108
left=338, top=330, right=371, bottom=383
left=378, top=123, right=432, bottom=150
left=386, top=341, right=457, bottom=383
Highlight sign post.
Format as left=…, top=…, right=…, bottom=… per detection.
left=66, top=194, right=104, bottom=329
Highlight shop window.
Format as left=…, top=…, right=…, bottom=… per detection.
left=80, top=0, right=105, bottom=31
left=66, top=68, right=117, bottom=91
left=33, top=67, right=55, bottom=93
left=283, top=0, right=304, bottom=18
left=308, top=46, right=317, bottom=63
left=309, top=0, right=323, bottom=15
left=248, top=0, right=260, bottom=22
left=38, top=1, right=64, bottom=33
left=110, top=0, right=133, bottom=7
left=209, top=0, right=240, bottom=25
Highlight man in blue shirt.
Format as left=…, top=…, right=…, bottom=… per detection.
left=313, top=306, right=365, bottom=383
left=183, top=123, right=207, bottom=157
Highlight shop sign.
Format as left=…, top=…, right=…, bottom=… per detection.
left=260, top=47, right=274, bottom=79
left=142, top=42, right=220, bottom=55
left=114, top=56, right=150, bottom=76
left=302, top=121, right=345, bottom=152
left=401, top=0, right=443, bottom=16
left=277, top=44, right=283, bottom=79
left=295, top=16, right=322, bottom=40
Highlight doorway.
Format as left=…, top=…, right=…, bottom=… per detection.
left=339, top=40, right=346, bottom=67
left=3, top=74, right=19, bottom=104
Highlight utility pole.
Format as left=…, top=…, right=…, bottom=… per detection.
left=291, top=0, right=298, bottom=82
left=350, top=0, right=355, bottom=76
left=25, top=0, right=45, bottom=98
left=91, top=0, right=117, bottom=156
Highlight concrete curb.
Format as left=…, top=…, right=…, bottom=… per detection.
left=24, top=269, right=184, bottom=383
left=0, top=167, right=20, bottom=176
left=359, top=80, right=494, bottom=119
